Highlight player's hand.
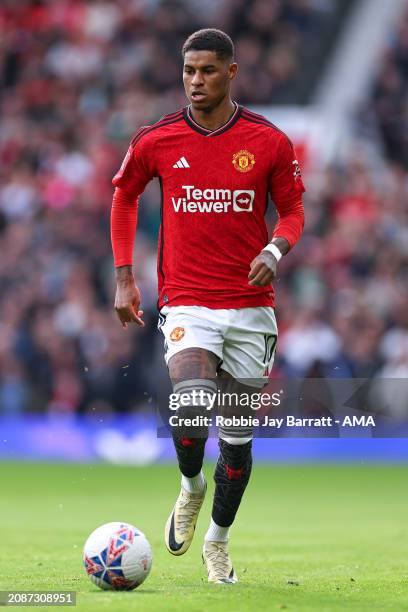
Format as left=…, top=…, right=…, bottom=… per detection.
left=248, top=250, right=278, bottom=286
left=114, top=281, right=144, bottom=328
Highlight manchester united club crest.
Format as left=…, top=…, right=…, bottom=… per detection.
left=232, top=150, right=255, bottom=173
left=170, top=327, right=185, bottom=342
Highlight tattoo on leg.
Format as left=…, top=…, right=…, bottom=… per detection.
left=169, top=348, right=219, bottom=383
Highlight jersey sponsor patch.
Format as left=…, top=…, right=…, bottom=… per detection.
left=233, top=190, right=254, bottom=212
left=292, top=159, right=302, bottom=179
left=291, top=159, right=305, bottom=193
left=171, top=185, right=255, bottom=213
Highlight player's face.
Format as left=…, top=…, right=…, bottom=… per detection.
left=183, top=50, right=237, bottom=112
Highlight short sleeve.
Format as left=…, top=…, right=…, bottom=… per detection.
left=269, top=134, right=305, bottom=204
left=112, top=135, right=154, bottom=197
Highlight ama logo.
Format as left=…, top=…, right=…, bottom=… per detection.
left=232, top=190, right=254, bottom=212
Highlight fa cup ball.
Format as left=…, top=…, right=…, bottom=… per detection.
left=83, top=522, right=152, bottom=590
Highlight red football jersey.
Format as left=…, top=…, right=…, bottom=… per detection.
left=111, top=104, right=305, bottom=309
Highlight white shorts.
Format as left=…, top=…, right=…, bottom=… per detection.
left=158, top=305, right=278, bottom=387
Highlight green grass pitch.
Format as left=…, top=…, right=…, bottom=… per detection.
left=0, top=462, right=406, bottom=611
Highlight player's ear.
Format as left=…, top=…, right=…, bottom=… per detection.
left=228, top=62, right=238, bottom=81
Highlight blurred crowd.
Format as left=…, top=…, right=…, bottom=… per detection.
left=277, top=156, right=408, bottom=381
left=369, top=3, right=408, bottom=170
left=0, top=0, right=406, bottom=416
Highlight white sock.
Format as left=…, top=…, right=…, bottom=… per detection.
left=181, top=470, right=206, bottom=493
left=205, top=518, right=229, bottom=542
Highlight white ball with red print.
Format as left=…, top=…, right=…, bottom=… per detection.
left=83, top=522, right=152, bottom=590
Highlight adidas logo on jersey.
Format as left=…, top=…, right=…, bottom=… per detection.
left=173, top=157, right=190, bottom=168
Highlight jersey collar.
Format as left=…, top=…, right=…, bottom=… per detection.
left=183, top=102, right=242, bottom=137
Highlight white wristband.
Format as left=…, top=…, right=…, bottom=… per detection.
left=262, top=243, right=283, bottom=262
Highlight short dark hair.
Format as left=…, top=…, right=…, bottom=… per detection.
left=182, top=28, right=234, bottom=62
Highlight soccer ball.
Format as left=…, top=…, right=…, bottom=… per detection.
left=83, top=522, right=152, bottom=590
